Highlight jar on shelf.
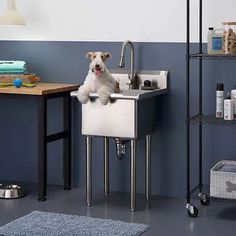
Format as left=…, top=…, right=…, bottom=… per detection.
left=222, top=22, right=236, bottom=54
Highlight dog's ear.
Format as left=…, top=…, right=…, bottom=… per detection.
left=104, top=52, right=112, bottom=60
left=86, top=52, right=94, bottom=60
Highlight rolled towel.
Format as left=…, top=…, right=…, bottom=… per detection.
left=0, top=61, right=26, bottom=74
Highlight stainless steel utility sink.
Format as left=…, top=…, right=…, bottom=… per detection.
left=71, top=70, right=168, bottom=139
left=71, top=69, right=168, bottom=212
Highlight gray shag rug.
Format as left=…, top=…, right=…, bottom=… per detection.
left=0, top=211, right=149, bottom=236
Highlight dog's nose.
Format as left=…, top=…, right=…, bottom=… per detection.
left=95, top=64, right=100, bottom=69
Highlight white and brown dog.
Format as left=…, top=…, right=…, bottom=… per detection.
left=77, top=52, right=120, bottom=105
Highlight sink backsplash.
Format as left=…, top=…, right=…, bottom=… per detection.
left=111, top=70, right=168, bottom=91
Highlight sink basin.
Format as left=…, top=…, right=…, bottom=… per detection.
left=79, top=88, right=167, bottom=100
left=71, top=70, right=168, bottom=139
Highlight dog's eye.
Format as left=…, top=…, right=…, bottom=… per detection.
left=101, top=55, right=104, bottom=60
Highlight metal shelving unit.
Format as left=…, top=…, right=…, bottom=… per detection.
left=185, top=0, right=236, bottom=217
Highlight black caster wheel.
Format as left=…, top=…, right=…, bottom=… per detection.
left=187, top=205, right=199, bottom=218
left=199, top=193, right=210, bottom=206
left=200, top=197, right=210, bottom=206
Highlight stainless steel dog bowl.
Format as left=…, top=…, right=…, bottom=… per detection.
left=0, top=184, right=26, bottom=199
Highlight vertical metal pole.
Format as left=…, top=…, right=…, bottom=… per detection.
left=186, top=0, right=191, bottom=204
left=63, top=95, right=72, bottom=190
left=104, top=137, right=109, bottom=196
left=145, top=135, right=151, bottom=202
left=86, top=136, right=92, bottom=207
left=130, top=139, right=137, bottom=212
left=38, top=96, right=47, bottom=201
left=199, top=0, right=203, bottom=193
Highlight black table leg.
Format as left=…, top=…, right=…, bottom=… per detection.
left=38, top=96, right=47, bottom=201
left=63, top=95, right=72, bottom=190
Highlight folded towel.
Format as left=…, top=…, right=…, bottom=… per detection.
left=0, top=61, right=26, bottom=74
left=0, top=70, right=25, bottom=74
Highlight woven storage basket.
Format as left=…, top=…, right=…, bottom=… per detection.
left=210, top=160, right=236, bottom=200
left=0, top=73, right=40, bottom=84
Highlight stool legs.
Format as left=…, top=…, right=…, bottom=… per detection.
left=104, top=138, right=109, bottom=196
left=86, top=136, right=92, bottom=207
left=130, top=139, right=137, bottom=212
left=145, top=135, right=151, bottom=202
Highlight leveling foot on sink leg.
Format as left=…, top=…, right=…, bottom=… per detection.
left=38, top=197, right=47, bottom=202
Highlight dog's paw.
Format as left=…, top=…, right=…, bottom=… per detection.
left=78, top=94, right=89, bottom=104
left=77, top=87, right=90, bottom=104
left=99, top=95, right=109, bottom=105
left=98, top=87, right=111, bottom=105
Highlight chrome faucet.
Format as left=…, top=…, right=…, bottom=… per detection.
left=119, top=40, right=135, bottom=90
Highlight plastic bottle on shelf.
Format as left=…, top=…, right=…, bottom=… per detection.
left=208, top=27, right=224, bottom=54
left=224, top=92, right=234, bottom=121
left=231, top=87, right=236, bottom=119
left=216, top=83, right=224, bottom=118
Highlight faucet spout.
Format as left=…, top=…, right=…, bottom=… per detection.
left=118, top=40, right=135, bottom=89
left=119, top=55, right=125, bottom=68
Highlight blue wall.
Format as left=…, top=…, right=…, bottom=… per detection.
left=0, top=41, right=235, bottom=197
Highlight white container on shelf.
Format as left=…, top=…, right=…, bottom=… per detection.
left=210, top=160, right=236, bottom=200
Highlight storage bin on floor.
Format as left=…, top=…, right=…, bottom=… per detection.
left=210, top=160, right=236, bottom=200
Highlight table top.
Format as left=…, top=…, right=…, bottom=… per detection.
left=0, top=83, right=79, bottom=96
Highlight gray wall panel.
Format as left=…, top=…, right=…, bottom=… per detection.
left=0, top=41, right=235, bottom=197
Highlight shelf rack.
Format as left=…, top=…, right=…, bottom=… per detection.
left=190, top=114, right=236, bottom=126
left=189, top=53, right=236, bottom=59
left=185, top=0, right=236, bottom=217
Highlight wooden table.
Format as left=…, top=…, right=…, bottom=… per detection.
left=0, top=83, right=79, bottom=201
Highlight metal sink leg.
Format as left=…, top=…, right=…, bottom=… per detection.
left=104, top=137, right=109, bottom=196
left=145, top=135, right=151, bottom=202
left=85, top=135, right=151, bottom=211
left=130, top=139, right=137, bottom=212
left=86, top=136, right=92, bottom=207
